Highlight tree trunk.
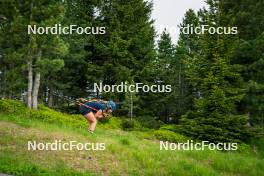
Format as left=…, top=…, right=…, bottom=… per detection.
left=32, top=48, right=42, bottom=109
left=179, top=63, right=182, bottom=95
left=2, top=67, right=6, bottom=99
left=32, top=72, right=40, bottom=109
left=130, top=92, right=133, bottom=120
left=27, top=0, right=34, bottom=108
left=48, top=88, right=53, bottom=107
left=27, top=61, right=33, bottom=108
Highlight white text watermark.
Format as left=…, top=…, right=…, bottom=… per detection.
left=158, top=24, right=238, bottom=35
left=94, top=82, right=172, bottom=93
left=28, top=24, right=106, bottom=35
left=27, top=140, right=105, bottom=151
left=160, top=140, right=238, bottom=151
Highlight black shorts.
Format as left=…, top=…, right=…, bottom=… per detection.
left=79, top=105, right=93, bottom=116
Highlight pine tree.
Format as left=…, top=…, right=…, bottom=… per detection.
left=174, top=9, right=201, bottom=119
left=179, top=0, right=252, bottom=143
left=55, top=0, right=99, bottom=102
left=95, top=0, right=156, bottom=111
left=220, top=0, right=264, bottom=127
left=143, top=30, right=177, bottom=122
left=0, top=0, right=68, bottom=108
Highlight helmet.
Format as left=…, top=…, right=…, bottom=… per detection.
left=108, top=101, right=116, bottom=111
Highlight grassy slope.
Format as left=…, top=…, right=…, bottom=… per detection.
left=0, top=103, right=264, bottom=175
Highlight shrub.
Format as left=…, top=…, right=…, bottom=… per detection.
left=0, top=100, right=124, bottom=130
left=154, top=129, right=189, bottom=143
left=160, top=124, right=177, bottom=132
left=98, top=117, right=122, bottom=129
left=121, top=119, right=135, bottom=130
left=236, top=143, right=251, bottom=154
left=0, top=99, right=27, bottom=114
left=98, top=115, right=111, bottom=123
left=135, top=115, right=164, bottom=129
left=28, top=104, right=86, bottom=128
left=121, top=119, right=141, bottom=131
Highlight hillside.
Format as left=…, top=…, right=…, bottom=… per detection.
left=0, top=100, right=264, bottom=176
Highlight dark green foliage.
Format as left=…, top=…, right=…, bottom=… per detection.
left=121, top=119, right=136, bottom=130
left=135, top=115, right=164, bottom=129
left=177, top=1, right=260, bottom=143
left=0, top=0, right=68, bottom=109
left=221, top=0, right=264, bottom=126
left=180, top=112, right=253, bottom=143
left=121, top=119, right=142, bottom=131
left=142, top=31, right=177, bottom=122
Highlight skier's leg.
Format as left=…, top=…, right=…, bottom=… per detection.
left=84, top=112, right=97, bottom=133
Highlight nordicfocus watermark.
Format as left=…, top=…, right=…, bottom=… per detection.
left=180, top=24, right=238, bottom=35
left=27, top=140, right=105, bottom=151
left=160, top=140, right=238, bottom=151
left=28, top=24, right=106, bottom=35
left=157, top=24, right=238, bottom=35
left=94, top=82, right=172, bottom=93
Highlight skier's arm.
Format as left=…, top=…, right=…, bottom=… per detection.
left=95, top=110, right=108, bottom=119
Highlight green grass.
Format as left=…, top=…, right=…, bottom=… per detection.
left=1, top=114, right=264, bottom=176
left=0, top=100, right=264, bottom=175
